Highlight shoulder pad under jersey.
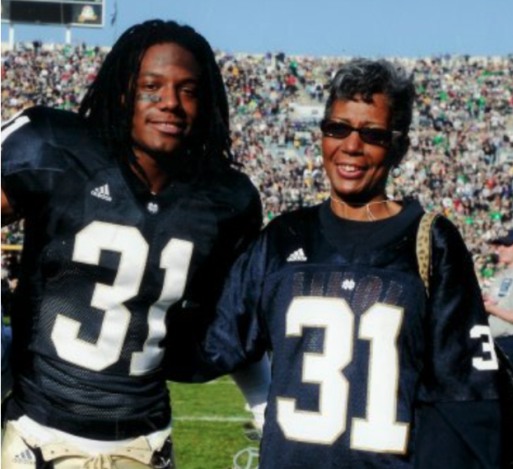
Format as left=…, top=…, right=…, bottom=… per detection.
left=2, top=106, right=105, bottom=174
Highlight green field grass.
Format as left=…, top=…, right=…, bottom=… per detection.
left=169, top=378, right=259, bottom=469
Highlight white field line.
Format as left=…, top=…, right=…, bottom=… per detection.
left=205, top=379, right=236, bottom=385
left=174, top=415, right=249, bottom=422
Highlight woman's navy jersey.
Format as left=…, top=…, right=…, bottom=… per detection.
left=205, top=200, right=501, bottom=468
left=1, top=107, right=262, bottom=440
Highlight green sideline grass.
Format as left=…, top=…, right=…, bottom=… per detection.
left=169, top=377, right=259, bottom=469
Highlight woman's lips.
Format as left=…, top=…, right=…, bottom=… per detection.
left=335, top=163, right=366, bottom=179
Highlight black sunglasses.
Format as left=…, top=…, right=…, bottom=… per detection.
left=320, top=119, right=401, bottom=147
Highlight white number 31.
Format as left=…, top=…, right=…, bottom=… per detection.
left=277, top=297, right=408, bottom=453
left=51, top=221, right=193, bottom=376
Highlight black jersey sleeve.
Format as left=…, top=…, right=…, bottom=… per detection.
left=415, top=401, right=501, bottom=469
left=202, top=231, right=270, bottom=375
left=226, top=171, right=263, bottom=256
left=418, top=216, right=501, bottom=403
left=1, top=107, right=84, bottom=219
left=162, top=171, right=263, bottom=383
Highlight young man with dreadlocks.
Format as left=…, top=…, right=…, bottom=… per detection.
left=1, top=20, right=270, bottom=469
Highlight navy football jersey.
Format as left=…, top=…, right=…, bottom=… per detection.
left=205, top=200, right=501, bottom=468
left=1, top=107, right=262, bottom=439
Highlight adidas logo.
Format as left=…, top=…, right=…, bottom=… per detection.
left=287, top=248, right=307, bottom=262
left=13, top=449, right=35, bottom=465
left=91, top=184, right=112, bottom=202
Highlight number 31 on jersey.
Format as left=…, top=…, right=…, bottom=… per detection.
left=51, top=221, right=193, bottom=376
left=277, top=296, right=498, bottom=454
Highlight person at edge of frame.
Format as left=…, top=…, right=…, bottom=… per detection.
left=485, top=229, right=513, bottom=363
left=202, top=58, right=504, bottom=469
left=1, top=19, right=270, bottom=469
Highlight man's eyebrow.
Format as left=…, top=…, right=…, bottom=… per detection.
left=138, top=72, right=200, bottom=82
left=138, top=72, right=164, bottom=78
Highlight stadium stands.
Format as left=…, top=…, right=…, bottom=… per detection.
left=1, top=43, right=512, bottom=285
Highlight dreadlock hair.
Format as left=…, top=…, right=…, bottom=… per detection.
left=324, top=58, right=415, bottom=165
left=78, top=19, right=234, bottom=177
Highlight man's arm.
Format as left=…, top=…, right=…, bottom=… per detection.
left=485, top=299, right=513, bottom=324
left=230, top=357, right=271, bottom=431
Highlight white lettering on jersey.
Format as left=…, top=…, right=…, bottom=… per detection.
left=470, top=325, right=499, bottom=371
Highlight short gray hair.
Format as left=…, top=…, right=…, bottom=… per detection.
left=324, top=58, right=415, bottom=163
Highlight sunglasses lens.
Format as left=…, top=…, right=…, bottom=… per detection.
left=321, top=120, right=394, bottom=146
left=320, top=121, right=352, bottom=139
left=360, top=128, right=392, bottom=146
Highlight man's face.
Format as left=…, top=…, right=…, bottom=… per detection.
left=497, top=244, right=513, bottom=266
left=131, top=42, right=202, bottom=161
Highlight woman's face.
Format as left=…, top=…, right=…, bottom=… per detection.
left=322, top=94, right=394, bottom=203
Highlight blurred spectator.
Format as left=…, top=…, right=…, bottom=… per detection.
left=484, top=229, right=513, bottom=362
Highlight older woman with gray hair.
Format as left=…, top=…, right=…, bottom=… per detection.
left=203, top=58, right=504, bottom=468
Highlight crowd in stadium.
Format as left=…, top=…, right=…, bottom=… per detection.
left=2, top=43, right=513, bottom=285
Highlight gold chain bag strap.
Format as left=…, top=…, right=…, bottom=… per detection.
left=415, top=212, right=439, bottom=295
left=415, top=211, right=513, bottom=468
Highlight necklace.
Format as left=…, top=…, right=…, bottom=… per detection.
left=330, top=194, right=393, bottom=222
